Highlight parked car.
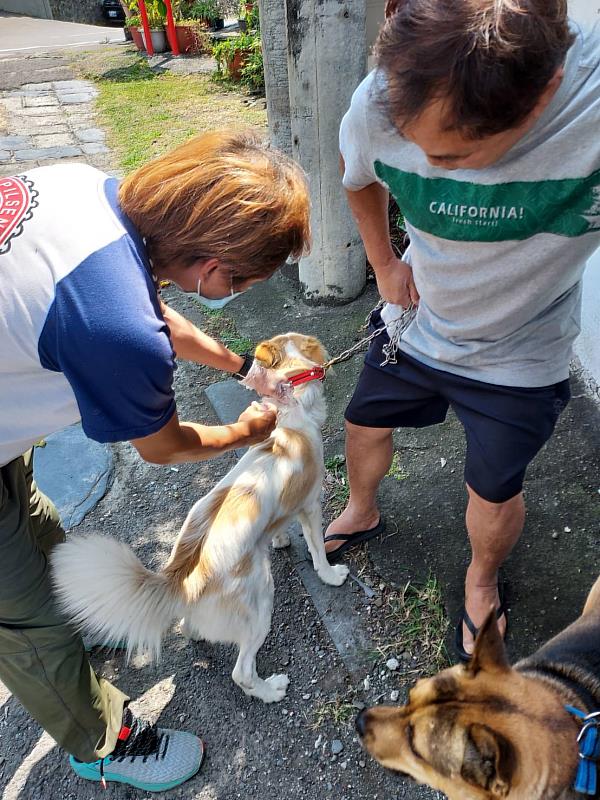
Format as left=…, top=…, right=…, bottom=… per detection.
left=101, top=0, right=126, bottom=23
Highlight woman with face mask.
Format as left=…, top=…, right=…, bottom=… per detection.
left=0, top=130, right=310, bottom=792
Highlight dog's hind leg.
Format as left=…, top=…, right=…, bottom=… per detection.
left=298, top=504, right=349, bottom=587
left=231, top=579, right=289, bottom=703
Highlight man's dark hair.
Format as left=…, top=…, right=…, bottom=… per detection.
left=375, top=0, right=576, bottom=138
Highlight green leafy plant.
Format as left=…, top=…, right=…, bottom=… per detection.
left=126, top=12, right=141, bottom=26
left=213, top=31, right=263, bottom=91
left=312, top=695, right=357, bottom=730
left=146, top=0, right=167, bottom=28
left=386, top=452, right=409, bottom=482
left=374, top=576, right=450, bottom=677
left=239, top=0, right=259, bottom=29
left=124, top=0, right=166, bottom=27
left=324, top=454, right=350, bottom=516
left=172, top=17, right=211, bottom=52
left=212, top=34, right=243, bottom=71
left=189, top=0, right=221, bottom=22
left=239, top=35, right=263, bottom=92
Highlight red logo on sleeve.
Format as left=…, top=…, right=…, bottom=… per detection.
left=0, top=176, right=38, bottom=255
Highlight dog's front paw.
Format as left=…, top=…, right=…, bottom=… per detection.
left=262, top=673, right=290, bottom=703
left=271, top=531, right=291, bottom=550
left=318, top=563, right=350, bottom=586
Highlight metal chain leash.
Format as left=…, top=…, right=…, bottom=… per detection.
left=322, top=301, right=417, bottom=371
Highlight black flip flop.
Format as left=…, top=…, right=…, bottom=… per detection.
left=455, top=583, right=508, bottom=663
left=324, top=518, right=385, bottom=564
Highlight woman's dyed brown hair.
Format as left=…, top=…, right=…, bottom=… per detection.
left=376, top=0, right=576, bottom=138
left=119, top=130, right=311, bottom=284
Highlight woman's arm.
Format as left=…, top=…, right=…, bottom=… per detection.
left=130, top=402, right=276, bottom=464
left=161, top=300, right=245, bottom=373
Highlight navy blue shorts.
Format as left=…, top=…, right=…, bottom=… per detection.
left=345, top=311, right=570, bottom=503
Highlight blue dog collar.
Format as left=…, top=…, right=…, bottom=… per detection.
left=566, top=705, right=600, bottom=795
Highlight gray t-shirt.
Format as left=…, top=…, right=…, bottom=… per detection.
left=340, top=19, right=600, bottom=387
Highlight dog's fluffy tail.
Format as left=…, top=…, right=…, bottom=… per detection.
left=51, top=534, right=181, bottom=660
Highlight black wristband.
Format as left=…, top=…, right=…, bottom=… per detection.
left=234, top=352, right=253, bottom=380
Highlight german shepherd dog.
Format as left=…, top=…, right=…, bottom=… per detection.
left=357, top=576, right=600, bottom=799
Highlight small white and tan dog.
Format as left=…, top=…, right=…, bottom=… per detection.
left=51, top=333, right=348, bottom=703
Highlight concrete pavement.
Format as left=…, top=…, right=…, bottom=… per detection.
left=0, top=77, right=113, bottom=176
left=0, top=12, right=124, bottom=55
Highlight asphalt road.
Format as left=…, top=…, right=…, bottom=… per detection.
left=0, top=11, right=125, bottom=55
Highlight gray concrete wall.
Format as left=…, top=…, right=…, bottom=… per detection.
left=0, top=0, right=52, bottom=17
left=48, top=0, right=104, bottom=25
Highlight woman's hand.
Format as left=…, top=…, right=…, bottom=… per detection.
left=374, top=256, right=420, bottom=308
left=130, top=404, right=277, bottom=464
left=237, top=402, right=278, bottom=444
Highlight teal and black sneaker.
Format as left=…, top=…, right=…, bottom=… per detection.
left=69, top=708, right=205, bottom=792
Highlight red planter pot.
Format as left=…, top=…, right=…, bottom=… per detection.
left=227, top=50, right=248, bottom=80
left=129, top=26, right=145, bottom=51
left=175, top=25, right=199, bottom=54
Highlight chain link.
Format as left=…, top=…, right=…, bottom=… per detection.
left=323, top=302, right=417, bottom=371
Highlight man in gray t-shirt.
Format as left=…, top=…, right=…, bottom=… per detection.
left=326, top=0, right=600, bottom=660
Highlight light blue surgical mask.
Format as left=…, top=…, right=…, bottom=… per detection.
left=194, top=278, right=244, bottom=310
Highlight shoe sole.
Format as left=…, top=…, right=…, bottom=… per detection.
left=70, top=740, right=205, bottom=792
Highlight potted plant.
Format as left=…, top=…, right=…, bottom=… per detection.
left=190, top=0, right=223, bottom=30
left=174, top=18, right=210, bottom=53
left=237, top=0, right=258, bottom=32
left=143, top=0, right=168, bottom=53
left=237, top=0, right=247, bottom=31
left=125, top=12, right=146, bottom=50
left=239, top=33, right=263, bottom=92
left=213, top=31, right=255, bottom=81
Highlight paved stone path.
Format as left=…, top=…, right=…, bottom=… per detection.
left=0, top=78, right=115, bottom=177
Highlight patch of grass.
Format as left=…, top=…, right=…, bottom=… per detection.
left=312, top=696, right=356, bottom=730
left=386, top=452, right=409, bottom=482
left=71, top=46, right=266, bottom=173
left=323, top=454, right=350, bottom=516
left=195, top=305, right=253, bottom=355
left=375, top=575, right=450, bottom=677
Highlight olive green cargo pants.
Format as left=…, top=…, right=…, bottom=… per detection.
left=0, top=451, right=128, bottom=762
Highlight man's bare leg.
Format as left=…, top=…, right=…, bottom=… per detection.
left=324, top=421, right=394, bottom=554
left=462, top=485, right=525, bottom=654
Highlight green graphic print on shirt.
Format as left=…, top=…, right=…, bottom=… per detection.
left=374, top=161, right=600, bottom=243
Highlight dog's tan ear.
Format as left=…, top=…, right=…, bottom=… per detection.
left=299, top=336, right=327, bottom=365
left=460, top=723, right=515, bottom=798
left=467, top=608, right=510, bottom=675
left=254, top=341, right=281, bottom=368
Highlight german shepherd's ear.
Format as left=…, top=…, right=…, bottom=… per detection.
left=254, top=341, right=282, bottom=368
left=467, top=608, right=510, bottom=676
left=299, top=336, right=327, bottom=365
left=461, top=723, right=515, bottom=798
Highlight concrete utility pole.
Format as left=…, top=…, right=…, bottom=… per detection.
left=285, top=0, right=367, bottom=305
left=258, top=0, right=292, bottom=156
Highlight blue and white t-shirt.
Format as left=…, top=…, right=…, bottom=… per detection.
left=0, top=163, right=177, bottom=467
